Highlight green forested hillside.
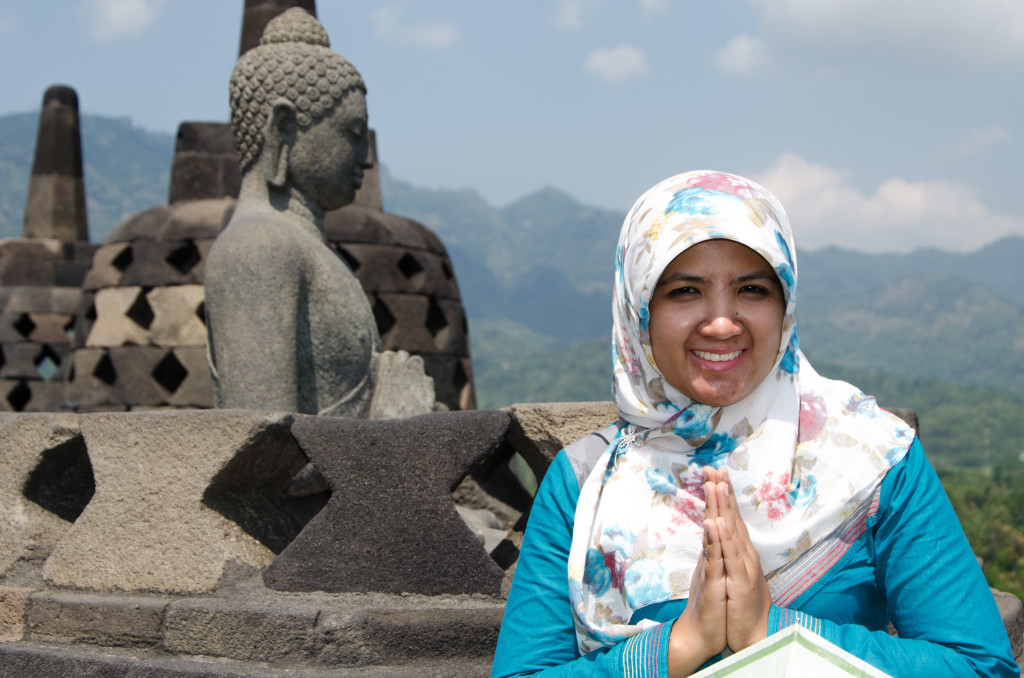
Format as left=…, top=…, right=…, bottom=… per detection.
left=0, top=112, right=173, bottom=242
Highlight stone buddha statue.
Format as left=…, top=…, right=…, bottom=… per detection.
left=205, top=8, right=434, bottom=418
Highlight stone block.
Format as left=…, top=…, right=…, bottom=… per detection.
left=316, top=603, right=503, bottom=667
left=27, top=591, right=170, bottom=647
left=105, top=346, right=167, bottom=406
left=163, top=596, right=317, bottom=663
left=5, top=380, right=67, bottom=413
left=169, top=154, right=241, bottom=204
left=52, top=258, right=91, bottom=288
left=372, top=293, right=468, bottom=355
left=85, top=286, right=151, bottom=347
left=117, top=240, right=202, bottom=287
left=42, top=411, right=303, bottom=594
left=19, top=312, right=74, bottom=345
left=506, top=401, right=619, bottom=482
left=0, top=586, right=33, bottom=642
left=0, top=255, right=55, bottom=287
left=263, top=410, right=511, bottom=595
left=992, top=588, right=1023, bottom=662
left=103, top=204, right=171, bottom=244
left=63, top=348, right=118, bottom=409
left=340, top=244, right=459, bottom=298
left=158, top=198, right=234, bottom=241
left=0, top=344, right=46, bottom=380
left=4, top=285, right=73, bottom=315
left=82, top=241, right=130, bottom=290
left=0, top=413, right=84, bottom=576
left=147, top=285, right=208, bottom=347
left=163, top=347, right=214, bottom=408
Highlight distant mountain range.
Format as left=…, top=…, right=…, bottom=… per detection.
left=3, top=112, right=1023, bottom=415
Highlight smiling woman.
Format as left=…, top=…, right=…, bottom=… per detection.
left=490, top=170, right=1019, bottom=677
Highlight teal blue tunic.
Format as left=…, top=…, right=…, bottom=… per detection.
left=492, top=438, right=1018, bottom=677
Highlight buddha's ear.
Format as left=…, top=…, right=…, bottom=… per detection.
left=264, top=98, right=297, bottom=189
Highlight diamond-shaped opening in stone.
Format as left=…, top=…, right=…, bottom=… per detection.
left=152, top=351, right=187, bottom=394
left=426, top=296, right=449, bottom=339
left=0, top=345, right=5, bottom=371
left=64, top=317, right=75, bottom=343
left=34, top=345, right=61, bottom=381
left=111, top=245, right=133, bottom=272
left=202, top=424, right=323, bottom=554
left=23, top=435, right=95, bottom=523
left=195, top=301, right=206, bottom=324
left=93, top=353, right=116, bottom=386
left=165, top=240, right=201, bottom=275
left=441, top=260, right=453, bottom=280
left=397, top=252, right=424, bottom=280
left=372, top=296, right=396, bottom=337
left=6, top=381, right=31, bottom=411
left=334, top=245, right=361, bottom=273
left=451, top=436, right=528, bottom=568
left=126, top=288, right=155, bottom=330
left=13, top=313, right=36, bottom=339
left=84, top=302, right=97, bottom=322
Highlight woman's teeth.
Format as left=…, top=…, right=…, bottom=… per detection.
left=693, top=350, right=742, bottom=362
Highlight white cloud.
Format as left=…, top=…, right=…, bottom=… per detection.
left=754, top=153, right=1024, bottom=253
left=717, top=34, right=768, bottom=75
left=948, top=125, right=1013, bottom=157
left=552, top=0, right=587, bottom=30
left=81, top=0, right=164, bottom=44
left=585, top=45, right=649, bottom=83
left=750, top=0, right=1024, bottom=67
left=371, top=3, right=459, bottom=49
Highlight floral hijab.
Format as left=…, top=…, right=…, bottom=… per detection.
left=567, top=171, right=915, bottom=654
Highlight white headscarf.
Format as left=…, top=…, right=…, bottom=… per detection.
left=567, top=171, right=914, bottom=653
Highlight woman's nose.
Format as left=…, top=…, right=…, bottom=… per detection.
left=699, top=313, right=743, bottom=339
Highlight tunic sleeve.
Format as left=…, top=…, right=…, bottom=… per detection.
left=767, top=438, right=1018, bottom=677
left=492, top=451, right=673, bottom=677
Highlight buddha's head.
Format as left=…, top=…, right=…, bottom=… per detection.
left=229, top=8, right=371, bottom=210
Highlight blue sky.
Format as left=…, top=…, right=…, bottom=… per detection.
left=2, top=0, right=1022, bottom=253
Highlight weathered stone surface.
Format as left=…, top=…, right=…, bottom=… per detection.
left=28, top=591, right=170, bottom=647
left=169, top=123, right=241, bottom=204
left=85, top=286, right=151, bottom=347
left=371, top=293, right=468, bottom=354
left=103, top=204, right=171, bottom=244
left=505, top=401, right=619, bottom=481
left=164, top=596, right=318, bottom=663
left=0, top=413, right=84, bottom=576
left=42, top=411, right=303, bottom=594
left=162, top=347, right=214, bottom=408
left=0, top=379, right=67, bottom=413
left=0, top=586, right=33, bottom=642
left=82, top=241, right=132, bottom=290
left=366, top=350, right=436, bottom=419
left=159, top=199, right=234, bottom=241
left=263, top=410, right=511, bottom=595
left=340, top=244, right=459, bottom=297
left=0, top=642, right=493, bottom=677
left=147, top=285, right=207, bottom=347
left=22, top=86, right=89, bottom=243
left=993, top=588, right=1023, bottom=662
left=3, top=284, right=80, bottom=315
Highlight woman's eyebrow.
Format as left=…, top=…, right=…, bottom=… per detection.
left=655, top=272, right=704, bottom=287
left=736, top=271, right=778, bottom=285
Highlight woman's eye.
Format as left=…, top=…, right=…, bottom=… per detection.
left=740, top=284, right=769, bottom=295
left=666, top=286, right=698, bottom=297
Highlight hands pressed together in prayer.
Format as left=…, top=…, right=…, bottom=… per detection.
left=667, top=467, right=772, bottom=677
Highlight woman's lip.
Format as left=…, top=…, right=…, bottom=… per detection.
left=690, top=349, right=746, bottom=370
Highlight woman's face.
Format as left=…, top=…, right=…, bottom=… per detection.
left=648, top=239, right=785, bottom=407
